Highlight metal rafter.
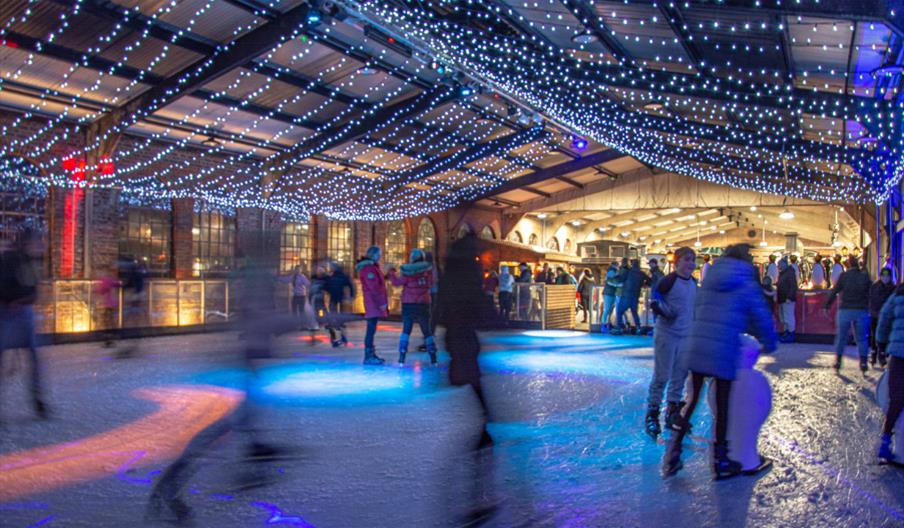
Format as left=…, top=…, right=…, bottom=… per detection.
left=656, top=0, right=709, bottom=75
left=560, top=0, right=636, bottom=68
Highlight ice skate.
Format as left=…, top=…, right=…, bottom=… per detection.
left=363, top=347, right=385, bottom=365
left=870, top=350, right=878, bottom=367
left=661, top=437, right=683, bottom=478
left=834, top=355, right=842, bottom=372
left=664, top=401, right=684, bottom=431
left=878, top=434, right=895, bottom=465
left=145, top=491, right=194, bottom=526
left=644, top=407, right=661, bottom=440
left=878, top=351, right=888, bottom=368
left=398, top=349, right=407, bottom=365
left=860, top=357, right=869, bottom=374
left=426, top=336, right=438, bottom=365
left=741, top=455, right=773, bottom=476
left=712, top=443, right=743, bottom=481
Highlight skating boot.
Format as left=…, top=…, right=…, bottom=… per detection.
left=340, top=331, right=349, bottom=347
left=712, top=442, right=743, bottom=480
left=870, top=350, right=878, bottom=366
left=398, top=334, right=409, bottom=364
left=425, top=336, right=438, bottom=365
left=878, top=350, right=889, bottom=368
left=661, top=436, right=684, bottom=478
left=834, top=355, right=843, bottom=372
left=860, top=357, right=869, bottom=374
left=363, top=347, right=385, bottom=365
left=664, top=401, right=684, bottom=431
left=644, top=407, right=661, bottom=440
left=878, top=434, right=895, bottom=465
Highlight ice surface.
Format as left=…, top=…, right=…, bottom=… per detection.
left=1, top=325, right=902, bottom=527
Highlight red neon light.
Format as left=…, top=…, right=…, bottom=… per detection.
left=98, top=156, right=115, bottom=176
left=62, top=156, right=75, bottom=172
left=387, top=36, right=395, bottom=43
left=1, top=39, right=18, bottom=49
left=60, top=188, right=82, bottom=277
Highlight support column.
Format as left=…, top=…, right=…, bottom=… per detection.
left=236, top=207, right=281, bottom=269
left=172, top=198, right=195, bottom=279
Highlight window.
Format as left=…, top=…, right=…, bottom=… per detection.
left=384, top=220, right=407, bottom=271
left=193, top=211, right=235, bottom=276
left=416, top=218, right=435, bottom=254
left=328, top=220, right=353, bottom=272
left=479, top=226, right=495, bottom=240
left=120, top=208, right=171, bottom=276
left=508, top=230, right=523, bottom=244
left=546, top=237, right=560, bottom=252
left=528, top=233, right=539, bottom=246
left=456, top=224, right=473, bottom=240
left=564, top=239, right=573, bottom=254
left=0, top=156, right=45, bottom=245
left=280, top=221, right=312, bottom=273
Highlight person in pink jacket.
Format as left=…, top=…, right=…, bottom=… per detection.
left=355, top=246, right=388, bottom=365
left=387, top=248, right=437, bottom=365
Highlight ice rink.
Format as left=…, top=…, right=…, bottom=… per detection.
left=1, top=323, right=903, bottom=527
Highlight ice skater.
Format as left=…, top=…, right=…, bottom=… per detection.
left=356, top=246, right=388, bottom=365
left=869, top=268, right=895, bottom=367
left=825, top=256, right=872, bottom=373
left=645, top=246, right=696, bottom=440
left=873, top=283, right=904, bottom=465
left=0, top=227, right=48, bottom=419
left=387, top=248, right=436, bottom=365
left=439, top=234, right=495, bottom=447
left=324, top=261, right=354, bottom=348
left=663, top=244, right=777, bottom=480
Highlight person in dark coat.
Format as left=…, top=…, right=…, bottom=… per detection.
left=776, top=259, right=799, bottom=343
left=0, top=227, right=47, bottom=419
left=324, top=261, right=355, bottom=347
left=438, top=235, right=495, bottom=447
left=874, top=284, right=904, bottom=464
left=576, top=268, right=595, bottom=323
left=534, top=263, right=552, bottom=285
left=663, top=244, right=777, bottom=480
left=600, top=262, right=620, bottom=331
left=869, top=267, right=896, bottom=366
left=613, top=259, right=648, bottom=334
left=825, top=256, right=872, bottom=372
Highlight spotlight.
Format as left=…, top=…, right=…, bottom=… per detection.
left=571, top=220, right=581, bottom=226
left=779, top=209, right=794, bottom=220
left=459, top=86, right=475, bottom=97
left=694, top=240, right=702, bottom=247
left=537, top=212, right=547, bottom=219
left=357, top=66, right=378, bottom=76
left=201, top=136, right=221, bottom=148
left=307, top=10, right=322, bottom=24
left=571, top=30, right=598, bottom=45
left=430, top=61, right=446, bottom=75
left=571, top=136, right=588, bottom=152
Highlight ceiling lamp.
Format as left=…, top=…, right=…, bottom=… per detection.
left=201, top=136, right=221, bottom=148
left=694, top=229, right=702, bottom=248
left=537, top=212, right=547, bottom=219
left=571, top=136, right=588, bottom=152
left=571, top=30, right=598, bottom=45
left=643, top=102, right=664, bottom=112
left=357, top=66, right=378, bottom=75
left=759, top=226, right=768, bottom=247
left=571, top=220, right=582, bottom=226
left=779, top=209, right=794, bottom=220
left=749, top=206, right=757, bottom=212
left=598, top=227, right=607, bottom=232
left=871, top=63, right=904, bottom=78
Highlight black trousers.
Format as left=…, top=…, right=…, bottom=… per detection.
left=675, top=372, right=732, bottom=448
left=885, top=356, right=904, bottom=436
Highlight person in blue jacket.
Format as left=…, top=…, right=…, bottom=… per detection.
left=663, top=243, right=777, bottom=480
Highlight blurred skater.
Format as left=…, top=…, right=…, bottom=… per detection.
left=117, top=256, right=147, bottom=358
left=324, top=261, right=354, bottom=348
left=356, top=247, right=388, bottom=365
left=388, top=248, right=436, bottom=365
left=875, top=283, right=904, bottom=465
left=308, top=265, right=328, bottom=344
left=0, top=227, right=48, bottom=419
left=147, top=251, right=294, bottom=523
left=577, top=268, right=594, bottom=323
left=663, top=244, right=776, bottom=480
left=439, top=235, right=495, bottom=447
left=497, top=265, right=514, bottom=323
left=280, top=264, right=310, bottom=330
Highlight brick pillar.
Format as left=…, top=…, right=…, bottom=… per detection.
left=354, top=221, right=374, bottom=261
left=313, top=214, right=329, bottom=264
left=49, top=186, right=85, bottom=278
left=172, top=198, right=194, bottom=279
left=87, top=187, right=120, bottom=279
left=236, top=207, right=281, bottom=269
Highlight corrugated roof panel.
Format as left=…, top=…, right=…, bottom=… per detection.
left=157, top=0, right=264, bottom=44
left=98, top=35, right=203, bottom=79
left=595, top=1, right=690, bottom=65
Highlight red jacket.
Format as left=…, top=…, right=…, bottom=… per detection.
left=388, top=261, right=433, bottom=304
left=356, top=259, right=388, bottom=318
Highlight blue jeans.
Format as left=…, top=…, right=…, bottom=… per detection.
left=601, top=294, right=616, bottom=327
left=835, top=309, right=870, bottom=359
left=0, top=305, right=42, bottom=402
left=616, top=295, right=640, bottom=329
left=364, top=317, right=378, bottom=349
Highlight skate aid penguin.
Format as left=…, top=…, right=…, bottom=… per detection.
left=707, top=334, right=773, bottom=475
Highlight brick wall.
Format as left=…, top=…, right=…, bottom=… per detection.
left=87, top=187, right=120, bottom=278
left=172, top=198, right=194, bottom=279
